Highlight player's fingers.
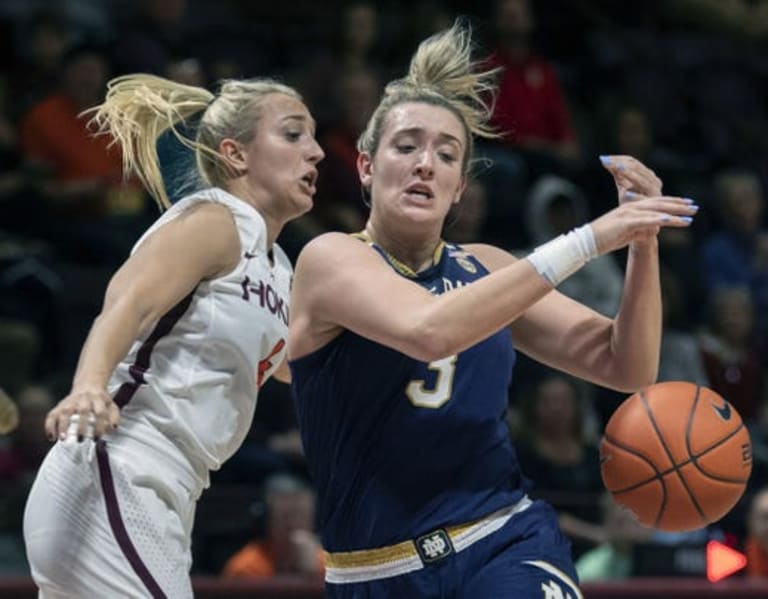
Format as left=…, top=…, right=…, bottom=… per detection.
left=75, top=401, right=92, bottom=440
left=57, top=409, right=73, bottom=441
left=44, top=410, right=58, bottom=441
left=628, top=196, right=698, bottom=216
left=90, top=395, right=111, bottom=438
left=107, top=401, right=120, bottom=431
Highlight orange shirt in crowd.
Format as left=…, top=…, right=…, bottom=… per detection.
left=19, top=92, right=123, bottom=183
left=222, top=541, right=325, bottom=578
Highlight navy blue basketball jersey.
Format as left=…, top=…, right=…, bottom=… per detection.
left=290, top=239, right=530, bottom=552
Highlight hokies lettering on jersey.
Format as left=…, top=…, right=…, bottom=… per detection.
left=239, top=275, right=289, bottom=325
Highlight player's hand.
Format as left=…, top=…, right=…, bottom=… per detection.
left=44, top=386, right=120, bottom=442
left=589, top=195, right=697, bottom=255
left=600, top=154, right=663, bottom=200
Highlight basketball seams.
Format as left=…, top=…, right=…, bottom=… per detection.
left=601, top=434, right=662, bottom=493
left=602, top=382, right=748, bottom=532
left=687, top=422, right=750, bottom=483
left=640, top=388, right=707, bottom=528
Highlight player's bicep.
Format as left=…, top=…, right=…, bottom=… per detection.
left=294, top=234, right=435, bottom=351
left=104, top=203, right=240, bottom=327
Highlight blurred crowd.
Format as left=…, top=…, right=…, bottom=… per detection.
left=1, top=0, right=768, bottom=581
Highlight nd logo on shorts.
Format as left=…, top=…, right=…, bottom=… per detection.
left=415, top=529, right=454, bottom=564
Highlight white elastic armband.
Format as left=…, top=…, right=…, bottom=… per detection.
left=526, top=224, right=598, bottom=287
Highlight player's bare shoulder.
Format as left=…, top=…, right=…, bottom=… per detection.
left=460, top=243, right=518, bottom=273
left=295, top=231, right=379, bottom=277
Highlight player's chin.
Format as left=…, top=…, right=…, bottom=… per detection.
left=290, top=190, right=315, bottom=215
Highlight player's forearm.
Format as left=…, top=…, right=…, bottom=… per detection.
left=71, top=299, right=148, bottom=390
left=609, top=240, right=661, bottom=390
left=414, top=259, right=553, bottom=360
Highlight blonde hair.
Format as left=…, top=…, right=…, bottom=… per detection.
left=357, top=19, right=499, bottom=175
left=88, top=74, right=301, bottom=210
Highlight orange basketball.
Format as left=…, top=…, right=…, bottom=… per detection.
left=600, top=381, right=752, bottom=532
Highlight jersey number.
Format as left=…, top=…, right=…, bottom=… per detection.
left=406, top=355, right=457, bottom=409
left=257, top=339, right=285, bottom=388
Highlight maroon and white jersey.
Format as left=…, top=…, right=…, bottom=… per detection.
left=106, top=187, right=291, bottom=494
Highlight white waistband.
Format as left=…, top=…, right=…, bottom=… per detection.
left=325, top=495, right=533, bottom=584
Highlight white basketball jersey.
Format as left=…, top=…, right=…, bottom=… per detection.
left=106, top=187, right=291, bottom=495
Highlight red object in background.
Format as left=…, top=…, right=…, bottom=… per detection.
left=707, top=540, right=747, bottom=582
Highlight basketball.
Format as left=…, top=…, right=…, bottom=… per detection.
left=600, top=381, right=752, bottom=532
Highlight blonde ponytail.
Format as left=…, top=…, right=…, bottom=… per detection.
left=358, top=19, right=499, bottom=173
left=88, top=74, right=213, bottom=210
left=89, top=74, right=301, bottom=210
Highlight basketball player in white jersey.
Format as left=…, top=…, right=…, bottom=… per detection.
left=23, top=74, right=324, bottom=598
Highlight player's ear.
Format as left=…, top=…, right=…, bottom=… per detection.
left=358, top=151, right=373, bottom=191
left=453, top=176, right=467, bottom=204
left=219, top=138, right=247, bottom=176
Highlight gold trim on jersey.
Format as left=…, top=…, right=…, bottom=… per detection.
left=352, top=230, right=445, bottom=278
left=323, top=516, right=479, bottom=569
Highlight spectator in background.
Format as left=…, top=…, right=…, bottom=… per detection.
left=18, top=43, right=146, bottom=266
left=222, top=474, right=323, bottom=579
left=749, top=402, right=768, bottom=493
left=484, top=0, right=580, bottom=167
left=657, top=267, right=710, bottom=386
left=700, top=168, right=768, bottom=337
left=575, top=493, right=652, bottom=582
left=512, top=372, right=603, bottom=556
left=314, top=68, right=381, bottom=233
left=478, top=0, right=582, bottom=247
left=746, top=487, right=768, bottom=577
left=524, top=174, right=624, bottom=316
left=213, top=378, right=309, bottom=485
left=697, top=287, right=765, bottom=422
left=9, top=10, right=71, bottom=116
left=109, top=0, right=190, bottom=76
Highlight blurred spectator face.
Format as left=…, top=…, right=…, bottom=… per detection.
left=30, top=19, right=69, bottom=71
left=534, top=377, right=578, bottom=438
left=711, top=287, right=754, bottom=346
left=339, top=69, right=380, bottom=134
left=748, top=490, right=768, bottom=550
left=495, top=0, right=533, bottom=40
left=721, top=177, right=763, bottom=236
left=344, top=3, right=378, bottom=55
left=61, top=51, right=109, bottom=110
left=145, top=0, right=187, bottom=26
left=616, top=108, right=652, bottom=159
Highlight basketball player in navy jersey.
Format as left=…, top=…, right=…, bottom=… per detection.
left=288, top=21, right=697, bottom=598
left=23, top=75, right=323, bottom=597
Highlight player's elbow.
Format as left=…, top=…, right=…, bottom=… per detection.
left=405, top=322, right=455, bottom=363
left=611, top=363, right=658, bottom=394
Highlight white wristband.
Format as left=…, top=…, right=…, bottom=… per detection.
left=526, top=224, right=598, bottom=287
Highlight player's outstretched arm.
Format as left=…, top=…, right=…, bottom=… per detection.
left=45, top=203, right=240, bottom=442
left=289, top=182, right=695, bottom=368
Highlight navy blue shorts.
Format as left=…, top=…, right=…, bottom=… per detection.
left=325, top=500, right=581, bottom=599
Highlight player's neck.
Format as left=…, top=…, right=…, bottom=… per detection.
left=362, top=225, right=442, bottom=274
